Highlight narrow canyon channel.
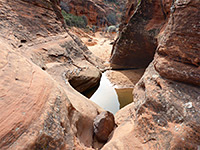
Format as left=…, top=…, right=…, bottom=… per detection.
left=80, top=31, right=144, bottom=114
left=83, top=72, right=133, bottom=114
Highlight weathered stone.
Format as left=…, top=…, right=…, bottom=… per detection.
left=154, top=0, right=200, bottom=86
left=119, top=0, right=139, bottom=31
left=110, top=0, right=172, bottom=69
left=0, top=0, right=105, bottom=149
left=102, top=0, right=200, bottom=149
left=0, top=0, right=104, bottom=93
left=93, top=111, right=115, bottom=143
left=102, top=64, right=200, bottom=150
left=61, top=0, right=109, bottom=26
left=61, top=0, right=126, bottom=26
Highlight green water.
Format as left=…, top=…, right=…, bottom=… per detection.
left=115, top=88, right=133, bottom=109
left=84, top=72, right=133, bottom=114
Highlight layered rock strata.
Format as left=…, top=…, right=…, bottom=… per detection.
left=0, top=0, right=107, bottom=149
left=61, top=0, right=110, bottom=26
left=110, top=0, right=172, bottom=69
left=103, top=0, right=200, bottom=149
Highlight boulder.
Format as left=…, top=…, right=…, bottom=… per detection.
left=93, top=111, right=115, bottom=143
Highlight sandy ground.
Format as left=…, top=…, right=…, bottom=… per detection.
left=72, top=28, right=145, bottom=88
left=82, top=31, right=115, bottom=63
left=106, top=69, right=145, bottom=88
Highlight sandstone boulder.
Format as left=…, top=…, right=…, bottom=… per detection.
left=93, top=111, right=115, bottom=143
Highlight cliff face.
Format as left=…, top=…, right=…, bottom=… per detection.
left=154, top=0, right=200, bottom=86
left=0, top=0, right=105, bottom=149
left=104, top=0, right=200, bottom=149
left=61, top=0, right=110, bottom=26
left=119, top=0, right=139, bottom=29
left=1, top=0, right=199, bottom=149
left=61, top=0, right=126, bottom=26
left=110, top=0, right=172, bottom=69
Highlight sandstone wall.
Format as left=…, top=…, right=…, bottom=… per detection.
left=61, top=0, right=110, bottom=26
left=0, top=0, right=105, bottom=149
left=103, top=0, right=200, bottom=149
left=110, top=0, right=172, bottom=69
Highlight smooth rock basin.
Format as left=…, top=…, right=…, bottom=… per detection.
left=84, top=72, right=133, bottom=114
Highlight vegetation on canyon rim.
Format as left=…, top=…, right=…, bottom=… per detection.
left=61, top=0, right=120, bottom=29
left=62, top=10, right=88, bottom=28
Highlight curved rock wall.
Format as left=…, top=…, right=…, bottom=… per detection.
left=0, top=0, right=105, bottom=149
left=154, top=0, right=200, bottom=86
left=1, top=0, right=199, bottom=149
left=110, top=0, right=172, bottom=69
left=103, top=0, right=200, bottom=149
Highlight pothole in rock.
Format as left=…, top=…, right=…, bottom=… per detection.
left=82, top=71, right=134, bottom=114
left=68, top=67, right=145, bottom=114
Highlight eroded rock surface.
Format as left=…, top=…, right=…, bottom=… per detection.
left=93, top=111, right=115, bottom=143
left=154, top=0, right=200, bottom=86
left=0, top=0, right=104, bottom=93
left=61, top=0, right=110, bottom=26
left=0, top=0, right=106, bottom=149
left=110, top=0, right=172, bottom=69
left=103, top=0, right=200, bottom=149
left=103, top=63, right=200, bottom=150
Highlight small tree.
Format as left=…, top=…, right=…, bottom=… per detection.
left=81, top=15, right=88, bottom=28
left=62, top=10, right=88, bottom=28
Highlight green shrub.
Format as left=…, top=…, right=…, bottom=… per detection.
left=81, top=15, right=88, bottom=28
left=61, top=10, right=88, bottom=28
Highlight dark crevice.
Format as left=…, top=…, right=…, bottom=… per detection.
left=20, top=39, right=27, bottom=43
left=139, top=81, right=146, bottom=91
left=160, top=0, right=167, bottom=19
left=155, top=81, right=162, bottom=89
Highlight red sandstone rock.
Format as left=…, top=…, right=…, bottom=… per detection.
left=0, top=0, right=104, bottom=92
left=154, top=0, right=200, bottom=86
left=0, top=39, right=105, bottom=149
left=0, top=0, right=105, bottom=149
left=61, top=0, right=126, bottom=26
left=61, top=0, right=109, bottom=26
left=103, top=0, right=200, bottom=149
left=110, top=0, right=172, bottom=69
left=93, top=111, right=115, bottom=143
left=119, top=0, right=139, bottom=30
left=103, top=63, right=200, bottom=150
